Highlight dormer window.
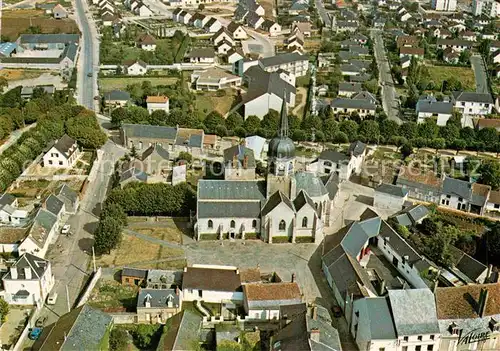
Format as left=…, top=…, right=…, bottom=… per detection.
left=449, top=322, right=460, bottom=335
left=490, top=318, right=500, bottom=332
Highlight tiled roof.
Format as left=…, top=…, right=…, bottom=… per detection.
left=182, top=266, right=242, bottom=292
left=244, top=282, right=301, bottom=301
left=198, top=201, right=261, bottom=218
left=146, top=95, right=168, bottom=103
left=294, top=171, right=329, bottom=197
left=137, top=288, right=180, bottom=308
left=397, top=166, right=442, bottom=189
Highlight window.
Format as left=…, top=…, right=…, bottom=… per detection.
left=208, top=220, right=213, bottom=229
left=279, top=220, right=286, bottom=231
left=302, top=217, right=308, bottom=228
left=378, top=348, right=385, bottom=351
left=418, top=335, right=423, bottom=341
left=495, top=204, right=500, bottom=209
left=415, top=346, right=421, bottom=351
left=458, top=197, right=463, bottom=202
left=403, top=336, right=409, bottom=342
left=427, top=346, right=433, bottom=351
left=430, top=335, right=434, bottom=340
left=252, top=220, right=257, bottom=228
left=48, top=160, right=53, bottom=165
left=59, top=161, right=63, bottom=165
left=230, top=220, right=235, bottom=228
left=402, top=347, right=408, bottom=351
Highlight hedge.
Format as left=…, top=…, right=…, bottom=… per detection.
left=245, top=233, right=258, bottom=240
left=295, top=236, right=314, bottom=243
left=272, top=236, right=290, bottom=244
left=199, top=234, right=218, bottom=241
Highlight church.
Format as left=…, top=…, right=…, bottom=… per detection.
left=195, top=97, right=340, bottom=243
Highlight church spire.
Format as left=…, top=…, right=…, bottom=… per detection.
left=279, top=90, right=289, bottom=138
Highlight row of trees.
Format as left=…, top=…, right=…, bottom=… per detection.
left=94, top=182, right=196, bottom=254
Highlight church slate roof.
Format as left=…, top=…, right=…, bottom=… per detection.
left=198, top=180, right=266, bottom=200
left=293, top=190, right=316, bottom=212
left=261, top=191, right=295, bottom=216
left=294, top=171, right=329, bottom=198
left=198, top=201, right=261, bottom=218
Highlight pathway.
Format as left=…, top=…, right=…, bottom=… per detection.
left=0, top=123, right=36, bottom=155
left=470, top=55, right=489, bottom=94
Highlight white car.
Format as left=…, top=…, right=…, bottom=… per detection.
left=47, top=293, right=58, bottom=305
left=61, top=225, right=71, bottom=234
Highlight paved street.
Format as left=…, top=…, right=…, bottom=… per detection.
left=315, top=0, right=331, bottom=27
left=371, top=30, right=402, bottom=124
left=471, top=55, right=489, bottom=94
left=74, top=0, right=98, bottom=110
left=34, top=140, right=127, bottom=326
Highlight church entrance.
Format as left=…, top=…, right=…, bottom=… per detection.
left=229, top=231, right=236, bottom=240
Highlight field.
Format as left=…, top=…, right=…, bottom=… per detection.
left=195, top=89, right=239, bottom=116
left=426, top=65, right=476, bottom=91
left=1, top=10, right=79, bottom=40
left=99, top=77, right=179, bottom=91
left=88, top=280, right=138, bottom=311
left=95, top=232, right=185, bottom=270
left=0, top=69, right=49, bottom=81
left=134, top=227, right=183, bottom=244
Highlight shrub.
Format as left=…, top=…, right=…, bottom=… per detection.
left=295, top=236, right=314, bottom=243
left=272, top=236, right=290, bottom=243
left=199, top=233, right=218, bottom=241
left=244, top=232, right=258, bottom=240
left=109, top=328, right=128, bottom=351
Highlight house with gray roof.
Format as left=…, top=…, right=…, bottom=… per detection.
left=44, top=194, right=65, bottom=220
left=33, top=304, right=112, bottom=350
left=18, top=208, right=58, bottom=258
left=56, top=184, right=79, bottom=214
left=43, top=134, right=80, bottom=169
left=196, top=100, right=339, bottom=243
left=391, top=204, right=429, bottom=227
left=136, top=288, right=182, bottom=323
left=338, top=82, right=362, bottom=97
left=331, top=97, right=376, bottom=118
left=186, top=47, right=216, bottom=64
left=2, top=253, right=54, bottom=306
left=439, top=176, right=492, bottom=214
left=157, top=310, right=203, bottom=350
left=448, top=245, right=489, bottom=284
left=104, top=90, right=130, bottom=107
left=0, top=193, right=28, bottom=225
left=374, top=183, right=408, bottom=210
left=452, top=91, right=494, bottom=119
left=416, top=95, right=454, bottom=126
left=223, top=144, right=256, bottom=180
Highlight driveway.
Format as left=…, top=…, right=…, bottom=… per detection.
left=315, top=0, right=331, bottom=26
left=470, top=55, right=489, bottom=94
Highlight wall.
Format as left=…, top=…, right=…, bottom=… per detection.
left=440, top=194, right=469, bottom=212
left=197, top=217, right=260, bottom=236
left=266, top=202, right=296, bottom=239
left=109, top=312, right=137, bottom=324
left=76, top=267, right=102, bottom=307
left=398, top=334, right=440, bottom=351
left=183, top=288, right=243, bottom=303
left=374, top=192, right=405, bottom=210
left=247, top=308, right=280, bottom=320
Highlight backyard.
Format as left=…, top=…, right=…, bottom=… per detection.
left=426, top=65, right=476, bottom=91
left=195, top=89, right=239, bottom=116
left=99, top=77, right=179, bottom=91
left=88, top=280, right=138, bottom=311
left=8, top=179, right=84, bottom=206
left=1, top=10, right=79, bottom=40
left=0, top=69, right=50, bottom=81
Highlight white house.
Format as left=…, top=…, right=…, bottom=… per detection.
left=439, top=176, right=490, bottom=215
left=227, top=22, right=247, bottom=40
left=243, top=282, right=302, bottom=320
left=216, top=40, right=233, bottom=55
left=125, top=60, right=147, bottom=75
left=330, top=97, right=376, bottom=118
left=227, top=49, right=244, bottom=64
left=146, top=95, right=169, bottom=115
left=261, top=19, right=281, bottom=37
left=212, top=28, right=235, bottom=46
left=486, top=189, right=500, bottom=213
left=137, top=34, right=156, bottom=51
left=181, top=265, right=244, bottom=303
left=416, top=97, right=454, bottom=126
left=43, top=134, right=80, bottom=168
left=373, top=183, right=409, bottom=210
left=437, top=39, right=475, bottom=52
left=204, top=17, right=222, bottom=33
left=138, top=4, right=153, bottom=16
left=2, top=253, right=54, bottom=306
left=186, top=48, right=216, bottom=64
left=432, top=0, right=457, bottom=11
left=453, top=91, right=494, bottom=117
left=18, top=208, right=58, bottom=258
left=0, top=193, right=28, bottom=225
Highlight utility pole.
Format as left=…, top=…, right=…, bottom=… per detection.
left=66, top=285, right=70, bottom=313
left=92, top=246, right=96, bottom=273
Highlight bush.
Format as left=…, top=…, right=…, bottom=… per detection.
left=244, top=232, right=258, bottom=240
left=272, top=236, right=290, bottom=243
left=295, top=236, right=314, bottom=243
left=109, top=328, right=128, bottom=351
left=132, top=324, right=162, bottom=349
left=199, top=233, right=218, bottom=240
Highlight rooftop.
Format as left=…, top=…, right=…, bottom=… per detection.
left=182, top=266, right=242, bottom=292
left=244, top=282, right=301, bottom=301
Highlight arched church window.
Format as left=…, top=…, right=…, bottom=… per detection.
left=279, top=220, right=286, bottom=231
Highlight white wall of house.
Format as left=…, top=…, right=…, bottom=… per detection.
left=267, top=23, right=281, bottom=36
left=207, top=21, right=223, bottom=33
left=138, top=5, right=153, bottom=16
left=127, top=63, right=147, bottom=75
left=316, top=158, right=355, bottom=182
left=3, top=264, right=54, bottom=306
left=331, top=106, right=375, bottom=118
left=182, top=288, right=243, bottom=303
left=214, top=32, right=233, bottom=45
left=43, top=146, right=79, bottom=168
left=264, top=202, right=296, bottom=240
left=417, top=112, right=452, bottom=126
left=295, top=204, right=318, bottom=238
left=147, top=101, right=169, bottom=114
left=373, top=192, right=406, bottom=210
left=197, top=217, right=260, bottom=236
left=439, top=194, right=469, bottom=212
left=454, top=100, right=492, bottom=116
left=0, top=243, right=18, bottom=253
left=396, top=334, right=440, bottom=351
left=141, top=44, right=156, bottom=51
left=376, top=237, right=428, bottom=289
left=264, top=60, right=309, bottom=77
left=189, top=56, right=215, bottom=64
left=247, top=308, right=280, bottom=320
left=485, top=201, right=500, bottom=212
left=18, top=226, right=56, bottom=259
left=232, top=27, right=247, bottom=40
left=244, top=93, right=295, bottom=119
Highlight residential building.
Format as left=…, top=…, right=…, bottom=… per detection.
left=338, top=82, right=362, bottom=97
left=435, top=284, right=500, bottom=351
left=330, top=97, right=376, bottom=118
left=55, top=184, right=79, bottom=214
left=448, top=246, right=489, bottom=284
left=21, top=85, right=55, bottom=100
left=191, top=67, right=242, bottom=91
left=136, top=288, right=182, bottom=323
left=156, top=310, right=203, bottom=350
left=146, top=95, right=169, bottom=114
left=486, top=189, right=500, bottom=213
left=391, top=204, right=430, bottom=227
left=243, top=282, right=302, bottom=320
left=18, top=208, right=58, bottom=258
left=437, top=39, right=475, bottom=52
left=261, top=19, right=281, bottom=36
left=53, top=4, right=68, bottom=18
left=227, top=21, right=247, bottom=39
left=196, top=99, right=338, bottom=242
left=0, top=42, right=17, bottom=58
left=416, top=96, right=454, bottom=126
left=373, top=183, right=409, bottom=210
left=43, top=134, right=80, bottom=168
left=472, top=0, right=499, bottom=17
left=124, top=59, right=147, bottom=75
left=182, top=265, right=244, bottom=303
left=223, top=144, right=256, bottom=180
left=234, top=52, right=309, bottom=77
left=32, top=305, right=113, bottom=350
left=2, top=253, right=54, bottom=306
left=121, top=267, right=148, bottom=286
left=292, top=21, right=312, bottom=37
left=186, top=47, right=216, bottom=64
left=136, top=34, right=156, bottom=51
left=0, top=193, right=28, bottom=225
left=216, top=40, right=232, bottom=55
left=227, top=49, right=244, bottom=64
left=431, top=0, right=457, bottom=11
left=396, top=165, right=443, bottom=203
left=104, top=90, right=130, bottom=107
left=137, top=4, right=153, bottom=16
left=399, top=46, right=424, bottom=58
left=452, top=91, right=493, bottom=117
left=440, top=176, right=490, bottom=215
left=204, top=17, right=222, bottom=33
left=443, top=48, right=460, bottom=64
left=212, top=27, right=235, bottom=46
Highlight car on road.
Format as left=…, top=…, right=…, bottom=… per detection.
left=35, top=316, right=47, bottom=328
left=61, top=224, right=71, bottom=234
left=47, top=292, right=58, bottom=305
left=332, top=306, right=342, bottom=318
left=87, top=72, right=93, bottom=77
left=29, top=327, right=43, bottom=340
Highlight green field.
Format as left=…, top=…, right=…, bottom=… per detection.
left=427, top=65, right=476, bottom=91
left=99, top=77, right=179, bottom=91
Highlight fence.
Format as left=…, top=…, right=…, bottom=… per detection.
left=109, top=312, right=137, bottom=324
left=76, top=267, right=102, bottom=308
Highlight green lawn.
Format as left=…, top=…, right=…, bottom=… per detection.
left=426, top=65, right=476, bottom=91
left=100, top=77, right=179, bottom=91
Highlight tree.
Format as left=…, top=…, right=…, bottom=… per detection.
left=66, top=112, right=107, bottom=149
left=243, top=115, right=261, bottom=135
left=111, top=107, right=129, bottom=126
left=130, top=144, right=138, bottom=159
left=261, top=111, right=280, bottom=137
left=478, top=160, right=500, bottom=190
left=0, top=77, right=7, bottom=92
left=339, top=120, right=358, bottom=141
left=400, top=142, right=413, bottom=159
left=333, top=131, right=349, bottom=144
left=203, top=111, right=224, bottom=134
left=177, top=151, right=193, bottom=164
left=198, top=3, right=205, bottom=10
left=215, top=124, right=228, bottom=137
left=430, top=138, right=445, bottom=154
left=477, top=127, right=499, bottom=149
left=358, top=120, right=380, bottom=143
left=133, top=325, right=158, bottom=349
left=417, top=119, right=439, bottom=140
left=380, top=119, right=399, bottom=141
left=0, top=299, right=9, bottom=323
left=487, top=225, right=500, bottom=265
left=399, top=122, right=417, bottom=140
left=225, top=112, right=243, bottom=132
left=459, top=50, right=472, bottom=64
left=363, top=79, right=379, bottom=94
left=323, top=118, right=338, bottom=141
left=109, top=328, right=128, bottom=351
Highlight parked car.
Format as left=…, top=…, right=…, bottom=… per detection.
left=35, top=317, right=47, bottom=328
left=87, top=72, right=93, bottom=77
left=61, top=225, right=70, bottom=234
left=29, top=327, right=43, bottom=340
left=332, top=305, right=342, bottom=318
left=47, top=293, right=58, bottom=305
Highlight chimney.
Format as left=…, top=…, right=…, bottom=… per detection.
left=176, top=287, right=179, bottom=296
left=480, top=289, right=490, bottom=318
left=310, top=328, right=320, bottom=343
left=24, top=267, right=32, bottom=280
left=10, top=267, right=17, bottom=279
left=243, top=155, right=248, bottom=169
left=379, top=279, right=386, bottom=296
left=486, top=264, right=493, bottom=283
left=184, top=267, right=188, bottom=272
left=291, top=273, right=296, bottom=283
left=311, top=306, right=318, bottom=320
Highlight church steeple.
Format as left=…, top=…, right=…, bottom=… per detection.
left=278, top=91, right=289, bottom=138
